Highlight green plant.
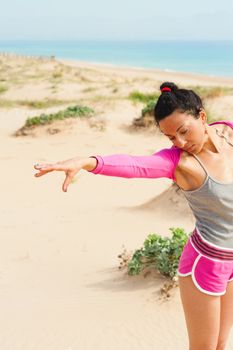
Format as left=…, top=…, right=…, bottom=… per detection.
left=129, top=91, right=159, bottom=104
left=82, top=87, right=97, bottom=93
left=141, top=100, right=156, bottom=116
left=126, top=227, right=190, bottom=279
left=18, top=99, right=67, bottom=109
left=0, top=84, right=8, bottom=94
left=52, top=71, right=63, bottom=79
left=25, top=105, right=94, bottom=127
left=188, top=85, right=232, bottom=99
left=112, top=87, right=118, bottom=94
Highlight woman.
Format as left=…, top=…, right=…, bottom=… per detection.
left=34, top=82, right=233, bottom=350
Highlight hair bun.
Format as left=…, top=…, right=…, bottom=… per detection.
left=160, top=82, right=178, bottom=93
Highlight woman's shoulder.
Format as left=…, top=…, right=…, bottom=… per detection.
left=209, top=120, right=233, bottom=129
left=209, top=119, right=233, bottom=139
left=153, top=145, right=183, bottom=163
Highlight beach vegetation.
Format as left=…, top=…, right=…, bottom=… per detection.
left=188, top=85, right=232, bottom=99
left=18, top=99, right=67, bottom=109
left=141, top=100, right=156, bottom=117
left=118, top=227, right=189, bottom=280
left=0, top=98, right=78, bottom=109
left=52, top=70, right=63, bottom=79
left=82, top=87, right=97, bottom=93
left=112, top=87, right=118, bottom=94
left=50, top=85, right=58, bottom=94
left=88, top=118, right=106, bottom=132
left=131, top=100, right=156, bottom=128
left=24, top=105, right=94, bottom=127
left=90, top=95, right=120, bottom=103
left=0, top=99, right=15, bottom=108
left=0, top=84, right=8, bottom=94
left=128, top=90, right=159, bottom=104
left=129, top=92, right=159, bottom=128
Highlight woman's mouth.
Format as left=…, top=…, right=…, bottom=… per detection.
left=185, top=145, right=195, bottom=152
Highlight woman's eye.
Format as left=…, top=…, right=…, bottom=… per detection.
left=180, top=129, right=188, bottom=135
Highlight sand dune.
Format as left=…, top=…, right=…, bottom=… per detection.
left=1, top=55, right=233, bottom=349
left=133, top=183, right=194, bottom=222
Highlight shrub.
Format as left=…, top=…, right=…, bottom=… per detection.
left=52, top=71, right=63, bottom=79
left=129, top=91, right=159, bottom=104
left=141, top=100, right=156, bottom=117
left=0, top=84, right=8, bottom=94
left=189, top=86, right=232, bottom=99
left=18, top=99, right=67, bottom=109
left=126, top=227, right=190, bottom=279
left=25, top=105, right=94, bottom=127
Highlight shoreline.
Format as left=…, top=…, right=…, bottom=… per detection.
left=58, top=58, right=233, bottom=86
left=0, top=51, right=233, bottom=86
left=59, top=58, right=233, bottom=82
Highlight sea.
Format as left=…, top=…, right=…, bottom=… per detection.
left=0, top=40, right=233, bottom=78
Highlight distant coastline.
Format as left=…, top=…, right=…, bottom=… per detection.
left=0, top=39, right=233, bottom=78
left=58, top=58, right=233, bottom=86
left=1, top=52, right=233, bottom=87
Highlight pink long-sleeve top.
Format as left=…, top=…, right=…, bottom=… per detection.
left=89, top=120, right=233, bottom=181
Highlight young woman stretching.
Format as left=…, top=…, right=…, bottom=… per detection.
left=34, top=82, right=233, bottom=350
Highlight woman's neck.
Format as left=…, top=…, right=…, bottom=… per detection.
left=201, top=125, right=223, bottom=154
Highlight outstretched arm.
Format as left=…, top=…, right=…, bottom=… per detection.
left=34, top=147, right=181, bottom=192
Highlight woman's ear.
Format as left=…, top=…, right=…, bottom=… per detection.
left=199, top=108, right=207, bottom=124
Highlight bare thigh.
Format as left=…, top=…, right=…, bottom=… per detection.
left=217, top=281, right=233, bottom=349
left=178, top=275, right=221, bottom=350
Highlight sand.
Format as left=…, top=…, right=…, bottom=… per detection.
left=1, top=54, right=233, bottom=349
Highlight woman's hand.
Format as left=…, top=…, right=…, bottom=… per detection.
left=34, top=156, right=97, bottom=192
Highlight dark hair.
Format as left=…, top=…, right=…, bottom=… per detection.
left=154, top=82, right=204, bottom=125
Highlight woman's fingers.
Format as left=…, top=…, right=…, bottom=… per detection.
left=34, top=169, right=52, bottom=177
left=34, top=161, right=73, bottom=172
left=34, top=163, right=65, bottom=177
left=34, top=163, right=59, bottom=171
left=62, top=172, right=73, bottom=192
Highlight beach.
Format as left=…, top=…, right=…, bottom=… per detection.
left=1, top=54, right=233, bottom=349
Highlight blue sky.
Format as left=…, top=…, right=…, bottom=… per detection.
left=1, top=0, right=233, bottom=40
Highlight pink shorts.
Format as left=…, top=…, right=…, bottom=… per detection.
left=178, top=237, right=233, bottom=296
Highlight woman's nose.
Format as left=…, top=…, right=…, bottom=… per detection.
left=174, top=137, right=188, bottom=148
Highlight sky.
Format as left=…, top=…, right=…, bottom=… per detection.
left=0, top=0, right=233, bottom=40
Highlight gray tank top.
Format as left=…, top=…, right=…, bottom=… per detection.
left=181, top=154, right=233, bottom=249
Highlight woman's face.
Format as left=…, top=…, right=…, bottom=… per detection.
left=158, top=110, right=207, bottom=154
